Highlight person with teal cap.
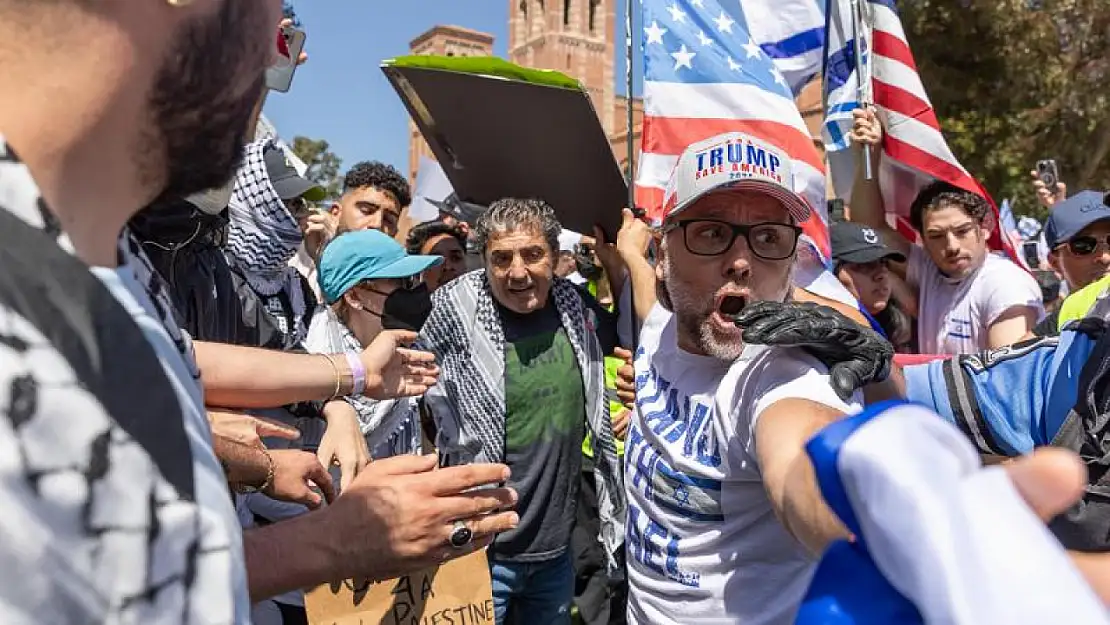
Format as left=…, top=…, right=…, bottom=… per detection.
left=305, top=229, right=443, bottom=467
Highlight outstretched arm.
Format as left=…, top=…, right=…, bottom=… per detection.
left=196, top=331, right=438, bottom=409
left=756, top=398, right=851, bottom=554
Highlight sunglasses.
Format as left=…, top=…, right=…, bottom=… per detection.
left=1067, top=234, right=1110, bottom=256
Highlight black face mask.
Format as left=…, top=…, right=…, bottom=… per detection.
left=367, top=283, right=433, bottom=332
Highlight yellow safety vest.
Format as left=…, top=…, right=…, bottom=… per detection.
left=1058, top=274, right=1110, bottom=330
left=583, top=355, right=627, bottom=458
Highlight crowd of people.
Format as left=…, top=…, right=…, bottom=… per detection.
left=4, top=1, right=1110, bottom=625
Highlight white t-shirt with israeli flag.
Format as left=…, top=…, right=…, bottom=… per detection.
left=626, top=304, right=861, bottom=625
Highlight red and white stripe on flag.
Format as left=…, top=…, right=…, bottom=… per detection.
left=634, top=0, right=831, bottom=263
left=868, top=0, right=1019, bottom=263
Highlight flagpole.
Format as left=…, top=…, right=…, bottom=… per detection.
left=850, top=0, right=873, bottom=180
left=625, top=0, right=636, bottom=208
left=624, top=0, right=641, bottom=355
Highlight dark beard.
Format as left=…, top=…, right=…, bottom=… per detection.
left=143, top=0, right=269, bottom=204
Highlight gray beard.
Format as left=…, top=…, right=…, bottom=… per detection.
left=661, top=253, right=794, bottom=362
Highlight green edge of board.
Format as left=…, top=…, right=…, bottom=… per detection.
left=383, top=55, right=584, bottom=92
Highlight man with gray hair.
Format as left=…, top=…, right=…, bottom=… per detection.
left=421, top=197, right=627, bottom=624
left=625, top=133, right=865, bottom=625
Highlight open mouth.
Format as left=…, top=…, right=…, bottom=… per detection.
left=507, top=284, right=533, bottom=294
left=717, top=294, right=748, bottom=317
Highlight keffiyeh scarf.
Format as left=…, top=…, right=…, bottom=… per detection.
left=303, top=307, right=422, bottom=457
left=225, top=139, right=308, bottom=343
left=420, top=270, right=627, bottom=572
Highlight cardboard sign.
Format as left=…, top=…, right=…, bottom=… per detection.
left=382, top=56, right=629, bottom=242
left=305, top=550, right=495, bottom=625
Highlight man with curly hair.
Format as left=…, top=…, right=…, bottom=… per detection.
left=849, top=107, right=1042, bottom=354
left=330, top=161, right=412, bottom=238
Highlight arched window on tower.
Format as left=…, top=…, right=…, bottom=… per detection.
left=564, top=0, right=571, bottom=26
left=589, top=0, right=599, bottom=33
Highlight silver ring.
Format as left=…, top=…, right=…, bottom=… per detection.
left=448, top=519, right=473, bottom=549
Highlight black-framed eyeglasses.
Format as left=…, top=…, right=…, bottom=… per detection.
left=1067, top=234, right=1110, bottom=257
left=664, top=219, right=802, bottom=260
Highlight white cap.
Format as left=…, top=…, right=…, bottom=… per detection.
left=185, top=177, right=236, bottom=216
left=558, top=229, right=582, bottom=253
left=662, top=132, right=811, bottom=223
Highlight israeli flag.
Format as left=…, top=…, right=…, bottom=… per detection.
left=821, top=0, right=870, bottom=200
left=739, top=0, right=826, bottom=96
left=797, top=401, right=1108, bottom=625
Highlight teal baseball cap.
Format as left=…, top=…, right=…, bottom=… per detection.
left=318, top=229, right=442, bottom=304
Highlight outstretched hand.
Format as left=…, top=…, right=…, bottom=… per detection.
left=359, top=330, right=440, bottom=400
left=734, top=301, right=893, bottom=402
left=324, top=455, right=519, bottom=582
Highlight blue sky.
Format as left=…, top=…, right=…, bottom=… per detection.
left=263, top=0, right=643, bottom=175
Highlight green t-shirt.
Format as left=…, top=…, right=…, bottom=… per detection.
left=492, top=302, right=586, bottom=562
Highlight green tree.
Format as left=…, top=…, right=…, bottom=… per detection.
left=290, top=136, right=343, bottom=199
left=899, top=0, right=1110, bottom=220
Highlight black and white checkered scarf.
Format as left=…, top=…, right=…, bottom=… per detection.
left=224, top=139, right=308, bottom=343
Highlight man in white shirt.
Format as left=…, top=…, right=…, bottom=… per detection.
left=849, top=108, right=1043, bottom=354
left=625, top=132, right=862, bottom=625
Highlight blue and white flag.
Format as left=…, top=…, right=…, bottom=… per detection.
left=737, top=0, right=826, bottom=96
left=796, top=401, right=1109, bottom=625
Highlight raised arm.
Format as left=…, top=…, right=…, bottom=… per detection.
left=848, top=107, right=912, bottom=260
left=615, top=208, right=659, bottom=326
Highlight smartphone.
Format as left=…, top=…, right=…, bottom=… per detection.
left=265, top=25, right=306, bottom=93
left=828, top=198, right=846, bottom=223
left=1022, top=240, right=1040, bottom=268
left=1035, top=159, right=1060, bottom=196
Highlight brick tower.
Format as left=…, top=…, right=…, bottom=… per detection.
left=508, top=0, right=617, bottom=136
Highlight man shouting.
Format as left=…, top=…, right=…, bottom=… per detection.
left=625, top=133, right=861, bottom=625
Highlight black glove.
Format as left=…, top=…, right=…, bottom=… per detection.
left=733, top=301, right=894, bottom=402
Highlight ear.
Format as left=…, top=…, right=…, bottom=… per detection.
left=342, top=290, right=362, bottom=311
left=654, top=237, right=667, bottom=283
left=980, top=210, right=997, bottom=237
left=329, top=201, right=341, bottom=217
left=1047, top=251, right=1062, bottom=272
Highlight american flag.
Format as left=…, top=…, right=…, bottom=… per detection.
left=823, top=0, right=1018, bottom=260
left=635, top=0, right=832, bottom=263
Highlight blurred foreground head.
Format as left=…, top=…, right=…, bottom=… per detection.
left=0, top=0, right=282, bottom=223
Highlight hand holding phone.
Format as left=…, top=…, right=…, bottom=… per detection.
left=265, top=25, right=306, bottom=93
left=1036, top=159, right=1060, bottom=196
left=1032, top=160, right=1067, bottom=209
